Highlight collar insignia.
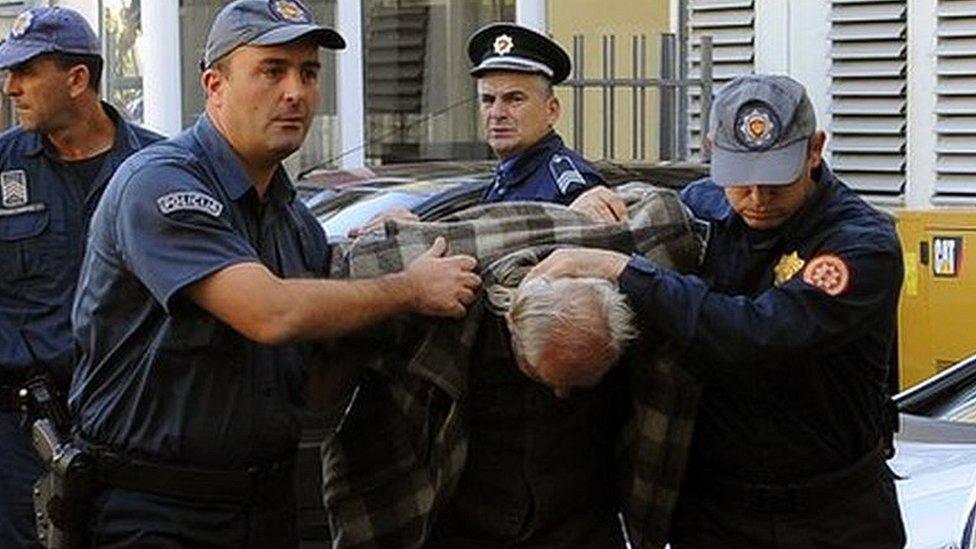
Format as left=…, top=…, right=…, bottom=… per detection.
left=774, top=251, right=805, bottom=287
left=493, top=34, right=514, bottom=56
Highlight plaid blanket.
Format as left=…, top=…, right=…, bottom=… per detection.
left=322, top=183, right=704, bottom=548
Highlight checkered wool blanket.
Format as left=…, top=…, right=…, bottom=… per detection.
left=321, top=183, right=704, bottom=548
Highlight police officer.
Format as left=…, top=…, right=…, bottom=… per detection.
left=68, top=1, right=479, bottom=546
left=0, top=7, right=162, bottom=547
left=357, top=22, right=623, bottom=233
left=470, top=22, right=627, bottom=220
left=526, top=74, right=906, bottom=546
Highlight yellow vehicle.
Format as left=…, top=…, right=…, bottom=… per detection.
left=897, top=211, right=976, bottom=389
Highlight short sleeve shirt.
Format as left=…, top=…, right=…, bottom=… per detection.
left=0, top=103, right=162, bottom=386
left=69, top=115, right=329, bottom=468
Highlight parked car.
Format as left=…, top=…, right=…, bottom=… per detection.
left=893, top=352, right=976, bottom=548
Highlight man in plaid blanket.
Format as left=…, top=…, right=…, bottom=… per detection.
left=321, top=183, right=705, bottom=548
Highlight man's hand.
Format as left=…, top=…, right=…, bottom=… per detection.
left=348, top=207, right=420, bottom=238
left=568, top=186, right=629, bottom=223
left=402, top=236, right=481, bottom=318
left=523, top=248, right=629, bottom=283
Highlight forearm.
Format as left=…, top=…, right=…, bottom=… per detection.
left=186, top=262, right=416, bottom=345
left=273, top=273, right=414, bottom=342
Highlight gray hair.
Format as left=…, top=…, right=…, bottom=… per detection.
left=508, top=277, right=638, bottom=369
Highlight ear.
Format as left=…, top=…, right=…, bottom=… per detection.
left=807, top=130, right=826, bottom=171
left=201, top=68, right=224, bottom=107
left=66, top=65, right=90, bottom=99
left=546, top=94, right=561, bottom=128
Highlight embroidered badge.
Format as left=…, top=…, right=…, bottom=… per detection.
left=493, top=34, right=514, bottom=56
left=802, top=254, right=850, bottom=296
left=549, top=154, right=586, bottom=195
left=773, top=251, right=805, bottom=287
left=10, top=11, right=32, bottom=39
left=270, top=0, right=311, bottom=23
left=735, top=103, right=779, bottom=151
left=1, top=170, right=28, bottom=208
left=156, top=191, right=224, bottom=218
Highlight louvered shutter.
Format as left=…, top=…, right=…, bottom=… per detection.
left=935, top=0, right=976, bottom=196
left=827, top=0, right=907, bottom=195
left=686, top=0, right=755, bottom=159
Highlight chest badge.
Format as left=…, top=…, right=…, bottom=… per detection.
left=1, top=170, right=29, bottom=208
left=773, top=251, right=805, bottom=287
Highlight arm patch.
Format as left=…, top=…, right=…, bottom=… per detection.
left=156, top=191, right=224, bottom=218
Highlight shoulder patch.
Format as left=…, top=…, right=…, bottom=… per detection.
left=156, top=191, right=224, bottom=218
left=549, top=154, right=586, bottom=195
left=802, top=254, right=850, bottom=296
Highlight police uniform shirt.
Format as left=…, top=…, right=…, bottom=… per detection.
left=0, top=103, right=161, bottom=386
left=618, top=165, right=903, bottom=482
left=69, top=115, right=329, bottom=469
left=482, top=131, right=603, bottom=205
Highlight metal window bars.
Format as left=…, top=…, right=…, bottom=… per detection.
left=562, top=33, right=713, bottom=162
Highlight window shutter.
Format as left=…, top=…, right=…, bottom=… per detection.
left=686, top=0, right=756, bottom=159
left=935, top=0, right=976, bottom=196
left=827, top=0, right=907, bottom=195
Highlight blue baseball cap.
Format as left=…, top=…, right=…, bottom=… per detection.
left=202, top=0, right=345, bottom=69
left=0, top=7, right=100, bottom=70
left=708, top=74, right=817, bottom=186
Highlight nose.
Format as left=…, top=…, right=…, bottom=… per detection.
left=281, top=69, right=307, bottom=105
left=749, top=186, right=773, bottom=208
left=487, top=99, right=508, bottom=121
left=3, top=72, right=18, bottom=96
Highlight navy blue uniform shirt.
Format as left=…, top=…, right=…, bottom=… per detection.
left=482, top=131, right=603, bottom=205
left=0, top=103, right=161, bottom=385
left=69, top=115, right=329, bottom=468
left=619, top=165, right=903, bottom=482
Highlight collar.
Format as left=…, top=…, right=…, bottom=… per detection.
left=24, top=102, right=138, bottom=159
left=496, top=131, right=563, bottom=185
left=192, top=114, right=295, bottom=204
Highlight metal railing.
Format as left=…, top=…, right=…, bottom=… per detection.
left=560, top=33, right=713, bottom=162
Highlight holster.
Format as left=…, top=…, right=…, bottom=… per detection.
left=31, top=419, right=95, bottom=549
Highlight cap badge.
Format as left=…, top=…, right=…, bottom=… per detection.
left=270, top=0, right=311, bottom=23
left=10, top=11, right=33, bottom=39
left=493, top=34, right=514, bottom=56
left=736, top=105, right=777, bottom=150
left=773, top=251, right=805, bottom=287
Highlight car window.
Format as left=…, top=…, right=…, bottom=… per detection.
left=321, top=191, right=431, bottom=241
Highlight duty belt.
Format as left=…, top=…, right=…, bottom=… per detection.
left=686, top=443, right=886, bottom=513
left=80, top=442, right=294, bottom=505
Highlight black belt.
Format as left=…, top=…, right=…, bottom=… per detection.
left=83, top=444, right=294, bottom=505
left=686, top=444, right=886, bottom=513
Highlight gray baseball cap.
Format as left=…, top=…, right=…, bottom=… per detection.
left=708, top=74, right=816, bottom=186
left=202, top=0, right=345, bottom=69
